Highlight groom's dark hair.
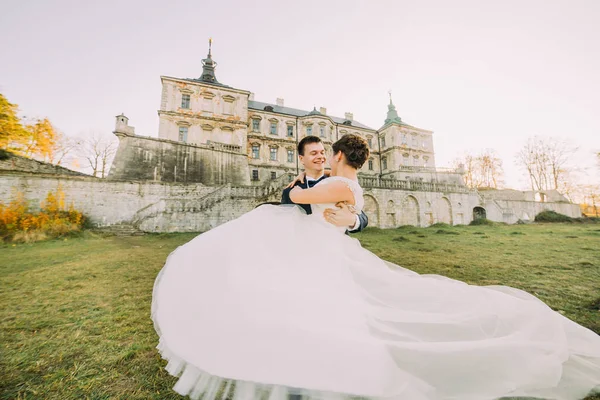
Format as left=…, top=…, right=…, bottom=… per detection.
left=297, top=136, right=322, bottom=156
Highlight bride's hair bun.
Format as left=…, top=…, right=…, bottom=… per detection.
left=332, top=134, right=369, bottom=169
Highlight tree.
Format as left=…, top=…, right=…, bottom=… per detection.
left=578, top=184, right=600, bottom=217
left=516, top=136, right=577, bottom=193
left=77, top=133, right=118, bottom=178
left=21, top=118, right=60, bottom=161
left=453, top=149, right=504, bottom=189
left=0, top=93, right=27, bottom=150
left=1, top=93, right=71, bottom=164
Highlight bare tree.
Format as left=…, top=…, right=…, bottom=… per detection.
left=516, top=137, right=577, bottom=193
left=47, top=134, right=80, bottom=166
left=77, top=133, right=118, bottom=178
left=453, top=149, right=504, bottom=189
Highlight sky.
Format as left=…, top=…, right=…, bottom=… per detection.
left=1, top=0, right=599, bottom=188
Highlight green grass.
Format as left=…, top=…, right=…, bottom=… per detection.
left=1, top=225, right=599, bottom=399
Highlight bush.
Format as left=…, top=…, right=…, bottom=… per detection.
left=0, top=188, right=87, bottom=242
left=534, top=210, right=573, bottom=223
left=429, top=222, right=452, bottom=228
left=0, top=149, right=12, bottom=160
left=469, top=218, right=496, bottom=226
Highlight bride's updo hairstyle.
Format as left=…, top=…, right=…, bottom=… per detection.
left=332, top=134, right=370, bottom=169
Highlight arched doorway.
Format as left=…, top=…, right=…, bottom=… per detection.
left=435, top=197, right=452, bottom=224
left=363, top=195, right=380, bottom=227
left=385, top=200, right=396, bottom=228
left=473, top=206, right=487, bottom=220
left=399, top=195, right=420, bottom=226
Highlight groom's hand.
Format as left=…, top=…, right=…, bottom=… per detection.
left=323, top=202, right=358, bottom=228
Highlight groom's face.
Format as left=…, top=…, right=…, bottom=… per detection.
left=299, top=142, right=326, bottom=173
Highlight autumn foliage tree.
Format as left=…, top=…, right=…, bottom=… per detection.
left=0, top=93, right=28, bottom=151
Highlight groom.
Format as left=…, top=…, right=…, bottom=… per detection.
left=281, top=136, right=368, bottom=233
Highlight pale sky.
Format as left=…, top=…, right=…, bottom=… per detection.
left=1, top=0, right=599, bottom=188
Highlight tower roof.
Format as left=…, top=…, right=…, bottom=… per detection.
left=199, top=38, right=219, bottom=84
left=384, top=91, right=402, bottom=126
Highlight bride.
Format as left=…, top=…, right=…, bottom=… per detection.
left=152, top=134, right=600, bottom=400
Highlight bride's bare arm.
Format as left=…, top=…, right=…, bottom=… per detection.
left=289, top=181, right=354, bottom=205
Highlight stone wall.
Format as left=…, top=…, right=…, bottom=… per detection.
left=108, top=132, right=251, bottom=186
left=0, top=173, right=583, bottom=233
left=0, top=173, right=215, bottom=227
left=0, top=153, right=87, bottom=176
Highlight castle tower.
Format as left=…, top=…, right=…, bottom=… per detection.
left=114, top=113, right=135, bottom=135
left=199, top=38, right=219, bottom=84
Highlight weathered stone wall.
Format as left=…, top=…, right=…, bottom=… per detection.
left=108, top=133, right=251, bottom=186
left=0, top=173, right=215, bottom=227
left=0, top=173, right=582, bottom=233
left=483, top=198, right=581, bottom=223
left=0, top=153, right=87, bottom=176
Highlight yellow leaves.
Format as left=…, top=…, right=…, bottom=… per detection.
left=1, top=93, right=65, bottom=164
left=0, top=93, right=28, bottom=150
left=23, top=117, right=60, bottom=161
left=0, top=188, right=86, bottom=241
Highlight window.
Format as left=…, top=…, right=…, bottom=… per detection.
left=423, top=157, right=429, bottom=167
left=287, top=125, right=294, bottom=137
left=202, top=96, right=212, bottom=112
left=271, top=171, right=277, bottom=180
left=367, top=137, right=372, bottom=148
left=252, top=119, right=260, bottom=132
left=319, top=125, right=325, bottom=137
left=251, top=144, right=260, bottom=159
left=181, top=94, right=190, bottom=109
left=403, top=154, right=409, bottom=165
left=401, top=133, right=407, bottom=144
left=382, top=156, right=387, bottom=170
left=412, top=136, right=418, bottom=146
left=270, top=147, right=278, bottom=161
left=287, top=149, right=294, bottom=163
left=270, top=121, right=277, bottom=135
left=306, top=126, right=312, bottom=135
left=368, top=159, right=373, bottom=170
left=252, top=170, right=259, bottom=181
left=381, top=136, right=386, bottom=148
left=330, top=127, right=334, bottom=140
left=224, top=101, right=233, bottom=115
left=178, top=126, right=188, bottom=142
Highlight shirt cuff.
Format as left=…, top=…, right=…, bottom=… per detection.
left=349, top=214, right=361, bottom=231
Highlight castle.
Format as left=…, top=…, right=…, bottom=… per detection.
left=108, top=41, right=462, bottom=188
left=0, top=43, right=581, bottom=232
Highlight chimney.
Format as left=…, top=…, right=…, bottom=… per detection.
left=319, top=107, right=327, bottom=115
left=276, top=98, right=284, bottom=107
left=344, top=112, right=353, bottom=121
left=249, top=92, right=255, bottom=101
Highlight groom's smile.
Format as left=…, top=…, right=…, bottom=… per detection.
left=299, top=142, right=327, bottom=176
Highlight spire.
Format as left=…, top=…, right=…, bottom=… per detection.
left=199, top=38, right=219, bottom=84
left=384, top=90, right=402, bottom=125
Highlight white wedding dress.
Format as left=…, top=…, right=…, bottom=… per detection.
left=152, top=176, right=600, bottom=400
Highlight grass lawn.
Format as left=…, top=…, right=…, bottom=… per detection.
left=1, top=223, right=599, bottom=399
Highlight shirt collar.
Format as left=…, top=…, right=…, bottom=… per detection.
left=306, top=174, right=325, bottom=182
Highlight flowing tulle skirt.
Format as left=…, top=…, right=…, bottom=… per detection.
left=151, top=205, right=600, bottom=400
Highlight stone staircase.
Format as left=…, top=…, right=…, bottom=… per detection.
left=94, top=222, right=145, bottom=236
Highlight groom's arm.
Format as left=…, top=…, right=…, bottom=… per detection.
left=348, top=210, right=368, bottom=233
left=323, top=203, right=369, bottom=234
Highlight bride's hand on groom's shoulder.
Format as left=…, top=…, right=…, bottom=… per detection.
left=286, top=172, right=306, bottom=188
